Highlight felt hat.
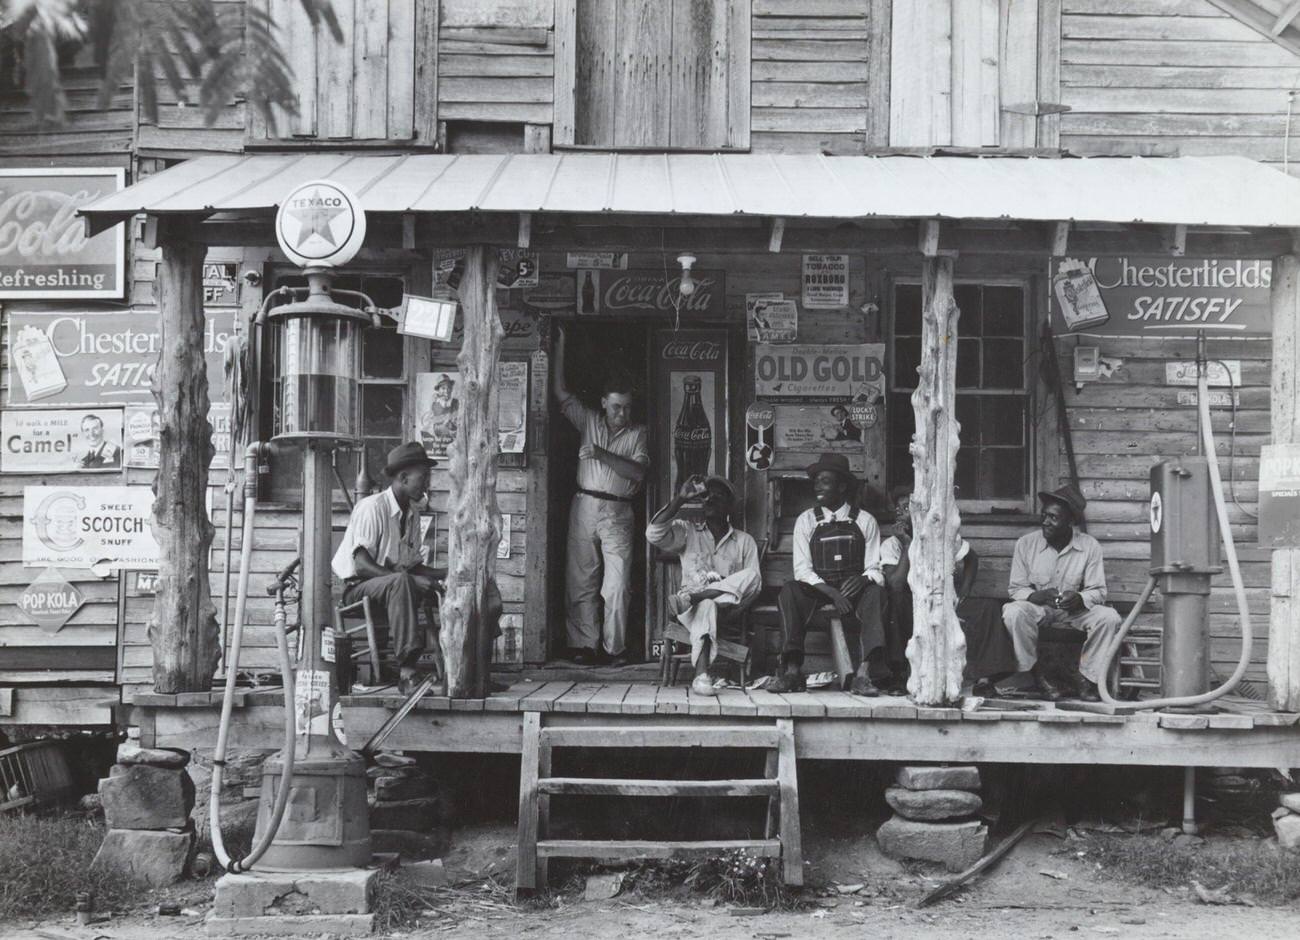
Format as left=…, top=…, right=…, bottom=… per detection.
left=385, top=441, right=437, bottom=476
left=434, top=374, right=454, bottom=390
left=703, top=475, right=737, bottom=504
left=1038, top=484, right=1087, bottom=519
left=806, top=452, right=856, bottom=483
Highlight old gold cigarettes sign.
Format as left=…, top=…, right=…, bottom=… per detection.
left=755, top=344, right=885, bottom=402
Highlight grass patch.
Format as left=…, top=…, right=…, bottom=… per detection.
left=371, top=869, right=518, bottom=932
left=1076, top=833, right=1300, bottom=905
left=622, top=850, right=805, bottom=910
left=0, top=813, right=136, bottom=919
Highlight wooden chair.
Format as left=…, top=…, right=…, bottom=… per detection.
left=657, top=540, right=767, bottom=687
left=333, top=590, right=445, bottom=691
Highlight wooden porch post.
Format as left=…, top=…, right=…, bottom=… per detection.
left=149, top=218, right=221, bottom=693
left=905, top=255, right=966, bottom=706
left=442, top=245, right=505, bottom=697
left=1268, top=251, right=1300, bottom=711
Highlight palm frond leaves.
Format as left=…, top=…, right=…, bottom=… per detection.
left=1, top=0, right=341, bottom=129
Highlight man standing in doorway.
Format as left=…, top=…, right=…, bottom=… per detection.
left=553, top=325, right=650, bottom=666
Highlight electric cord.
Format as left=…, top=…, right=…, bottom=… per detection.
left=1208, top=358, right=1258, bottom=521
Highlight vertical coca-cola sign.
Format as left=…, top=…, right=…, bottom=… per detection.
left=655, top=330, right=728, bottom=507
left=0, top=169, right=125, bottom=300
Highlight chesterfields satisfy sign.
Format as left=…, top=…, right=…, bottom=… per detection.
left=1050, top=256, right=1271, bottom=337
left=0, top=168, right=125, bottom=299
left=6, top=308, right=236, bottom=407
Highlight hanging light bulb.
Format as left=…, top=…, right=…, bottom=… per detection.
left=676, top=253, right=697, bottom=297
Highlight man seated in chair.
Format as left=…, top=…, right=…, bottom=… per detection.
left=332, top=441, right=502, bottom=695
left=1002, top=484, right=1122, bottom=702
left=880, top=484, right=978, bottom=691
left=647, top=474, right=760, bottom=697
left=769, top=453, right=886, bottom=695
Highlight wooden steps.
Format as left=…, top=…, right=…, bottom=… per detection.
left=516, top=713, right=803, bottom=894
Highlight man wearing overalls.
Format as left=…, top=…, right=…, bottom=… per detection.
left=770, top=453, right=886, bottom=695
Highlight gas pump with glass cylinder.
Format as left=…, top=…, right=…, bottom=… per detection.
left=209, top=180, right=382, bottom=926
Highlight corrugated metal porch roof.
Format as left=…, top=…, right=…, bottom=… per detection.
left=81, top=152, right=1300, bottom=229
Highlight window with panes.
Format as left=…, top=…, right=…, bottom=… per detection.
left=889, top=282, right=1032, bottom=505
left=259, top=271, right=408, bottom=500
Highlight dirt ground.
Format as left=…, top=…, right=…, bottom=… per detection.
left=3, top=819, right=1296, bottom=940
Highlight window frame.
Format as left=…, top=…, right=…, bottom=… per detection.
left=887, top=275, right=1037, bottom=514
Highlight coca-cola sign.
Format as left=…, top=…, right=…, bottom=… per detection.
left=576, top=269, right=725, bottom=316
left=0, top=168, right=125, bottom=299
left=660, top=339, right=724, bottom=363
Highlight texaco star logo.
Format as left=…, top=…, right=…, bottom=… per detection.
left=275, top=180, right=367, bottom=269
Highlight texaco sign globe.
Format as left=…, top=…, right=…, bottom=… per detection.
left=275, top=179, right=367, bottom=269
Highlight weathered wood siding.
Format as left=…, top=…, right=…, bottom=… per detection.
left=439, top=17, right=555, bottom=126
left=1060, top=0, right=1300, bottom=176
left=0, top=44, right=133, bottom=160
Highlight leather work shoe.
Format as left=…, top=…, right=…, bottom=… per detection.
left=1076, top=680, right=1102, bottom=703
left=1033, top=673, right=1065, bottom=702
left=691, top=672, right=717, bottom=696
left=569, top=648, right=598, bottom=666
left=767, top=669, right=806, bottom=693
left=849, top=673, right=880, bottom=697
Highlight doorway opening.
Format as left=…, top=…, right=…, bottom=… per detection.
left=546, top=321, right=652, bottom=663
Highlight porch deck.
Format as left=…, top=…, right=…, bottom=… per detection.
left=125, top=679, right=1300, bottom=770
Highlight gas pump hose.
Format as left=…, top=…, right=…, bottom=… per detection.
left=1095, top=371, right=1252, bottom=710
left=209, top=444, right=298, bottom=873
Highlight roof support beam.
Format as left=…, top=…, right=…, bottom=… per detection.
left=1273, top=0, right=1300, bottom=35
left=518, top=212, right=532, bottom=249
left=919, top=220, right=941, bottom=257
left=1052, top=221, right=1071, bottom=256
left=768, top=217, right=785, bottom=254
left=402, top=213, right=416, bottom=250
left=1163, top=224, right=1188, bottom=257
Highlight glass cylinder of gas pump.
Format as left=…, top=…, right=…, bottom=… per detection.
left=276, top=315, right=360, bottom=441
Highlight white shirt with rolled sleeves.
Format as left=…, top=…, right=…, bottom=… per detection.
left=559, top=393, right=650, bottom=497
left=792, top=503, right=884, bottom=587
left=1007, top=528, right=1108, bottom=610
left=331, top=488, right=423, bottom=581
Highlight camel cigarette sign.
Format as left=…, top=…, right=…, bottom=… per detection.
left=0, top=168, right=125, bottom=299
left=22, top=485, right=159, bottom=571
left=1050, top=256, right=1271, bottom=337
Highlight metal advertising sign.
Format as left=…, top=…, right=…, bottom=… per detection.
left=745, top=403, right=774, bottom=471
left=575, top=269, right=725, bottom=317
left=275, top=179, right=367, bottom=269
left=1049, top=256, right=1272, bottom=337
left=802, top=254, right=849, bottom=309
left=656, top=330, right=729, bottom=501
left=773, top=403, right=869, bottom=453
left=18, top=567, right=84, bottom=633
left=1259, top=444, right=1300, bottom=549
left=0, top=168, right=126, bottom=300
left=755, top=343, right=886, bottom=402
left=1, top=408, right=125, bottom=473
left=5, top=308, right=236, bottom=407
left=22, top=485, right=160, bottom=571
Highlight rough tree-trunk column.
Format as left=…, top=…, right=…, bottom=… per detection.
left=442, top=245, right=505, bottom=697
left=149, top=218, right=220, bottom=693
left=905, top=255, right=966, bottom=705
left=1268, top=252, right=1300, bottom=711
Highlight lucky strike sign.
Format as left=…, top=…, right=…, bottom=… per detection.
left=6, top=308, right=236, bottom=407
left=0, top=168, right=126, bottom=299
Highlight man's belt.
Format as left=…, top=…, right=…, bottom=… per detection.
left=577, top=487, right=636, bottom=504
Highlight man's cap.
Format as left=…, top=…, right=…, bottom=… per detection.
left=1038, top=484, right=1087, bottom=519
left=806, top=452, right=856, bottom=483
left=385, top=441, right=438, bottom=476
left=434, top=374, right=454, bottom=389
left=703, top=475, right=737, bottom=504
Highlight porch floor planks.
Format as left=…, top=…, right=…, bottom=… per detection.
left=715, top=687, right=756, bottom=717
left=620, top=683, right=659, bottom=715
left=519, top=681, right=575, bottom=712
left=745, top=687, right=793, bottom=718
left=584, top=684, right=631, bottom=714
left=484, top=681, right=538, bottom=712
left=655, top=685, right=690, bottom=715
left=553, top=683, right=605, bottom=713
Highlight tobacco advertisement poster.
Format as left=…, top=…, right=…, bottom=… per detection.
left=0, top=168, right=126, bottom=300
left=802, top=254, right=849, bottom=309
left=1260, top=444, right=1300, bottom=549
left=498, top=361, right=528, bottom=454
left=755, top=343, right=886, bottom=402
left=416, top=371, right=460, bottom=459
left=746, top=292, right=797, bottom=343
left=773, top=404, right=870, bottom=453
left=22, top=485, right=160, bottom=570
left=6, top=308, right=236, bottom=407
left=1, top=408, right=124, bottom=473
left=1049, top=256, right=1272, bottom=337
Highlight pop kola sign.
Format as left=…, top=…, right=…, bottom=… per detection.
left=0, top=168, right=126, bottom=299
left=275, top=180, right=367, bottom=269
left=755, top=343, right=886, bottom=402
left=18, top=567, right=84, bottom=633
left=1050, top=256, right=1271, bottom=337
left=22, top=485, right=159, bottom=571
